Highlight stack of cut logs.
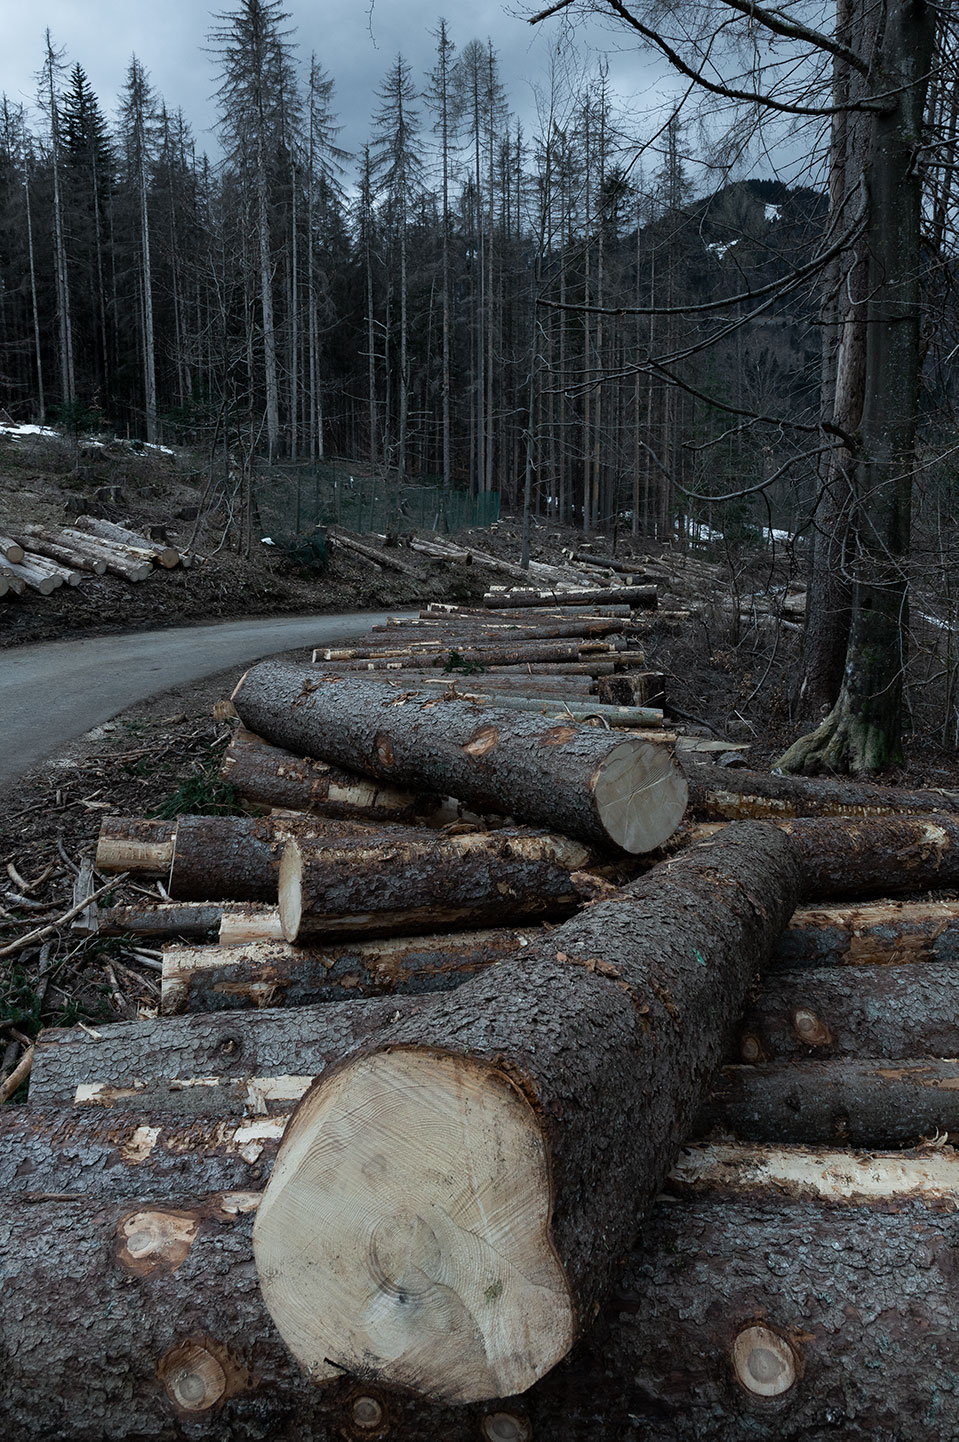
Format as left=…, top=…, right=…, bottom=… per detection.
left=0, top=516, right=189, bottom=599
left=3, top=585, right=959, bottom=1440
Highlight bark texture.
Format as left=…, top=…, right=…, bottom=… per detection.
left=698, top=1058, right=959, bottom=1146
left=220, top=730, right=445, bottom=821
left=787, top=814, right=959, bottom=898
left=686, top=763, right=959, bottom=821
left=161, top=929, right=538, bottom=1015
left=776, top=899, right=959, bottom=968
left=737, top=960, right=959, bottom=1061
left=230, top=664, right=687, bottom=853
left=1, top=1189, right=956, bottom=1440
left=252, top=823, right=803, bottom=1400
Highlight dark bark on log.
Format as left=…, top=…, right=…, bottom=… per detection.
left=787, top=814, right=959, bottom=897
left=100, top=902, right=282, bottom=942
left=426, top=602, right=635, bottom=619
left=29, top=995, right=434, bottom=1112
left=366, top=618, right=630, bottom=643
left=482, top=585, right=658, bottom=609
left=736, top=961, right=959, bottom=1062
left=775, top=899, right=959, bottom=968
left=686, top=762, right=959, bottom=820
left=1, top=1185, right=956, bottom=1440
left=252, top=824, right=803, bottom=1400
left=230, top=664, right=687, bottom=853
left=345, top=658, right=623, bottom=676
left=319, top=639, right=628, bottom=668
left=167, top=814, right=417, bottom=903
left=411, top=672, right=597, bottom=697
left=596, top=672, right=666, bottom=708
left=220, top=730, right=446, bottom=822
left=387, top=689, right=663, bottom=728
left=161, top=929, right=539, bottom=1014
left=278, top=830, right=592, bottom=940
left=697, top=1057, right=959, bottom=1146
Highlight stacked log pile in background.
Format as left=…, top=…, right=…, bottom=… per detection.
left=2, top=576, right=959, bottom=1438
left=0, top=516, right=190, bottom=599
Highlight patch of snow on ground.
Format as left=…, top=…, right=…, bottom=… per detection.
left=706, top=239, right=740, bottom=261
left=0, top=423, right=61, bottom=440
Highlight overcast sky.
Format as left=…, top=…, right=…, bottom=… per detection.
left=1, top=0, right=694, bottom=181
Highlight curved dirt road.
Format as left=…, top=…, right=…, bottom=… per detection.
left=0, top=610, right=412, bottom=792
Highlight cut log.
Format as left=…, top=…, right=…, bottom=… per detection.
left=278, top=829, right=593, bottom=940
left=777, top=898, right=959, bottom=967
left=100, top=901, right=283, bottom=943
left=160, top=928, right=538, bottom=1014
left=252, top=823, right=803, bottom=1401
left=167, top=814, right=413, bottom=903
left=0, top=562, right=26, bottom=595
left=788, top=814, right=959, bottom=898
left=318, top=638, right=628, bottom=668
left=60, top=527, right=155, bottom=581
left=219, top=727, right=450, bottom=821
left=687, top=761, right=959, bottom=820
left=329, top=528, right=419, bottom=576
left=736, top=960, right=959, bottom=1062
left=16, top=525, right=107, bottom=574
left=697, top=1057, right=959, bottom=1146
left=231, top=664, right=688, bottom=853
left=2, top=1157, right=957, bottom=1440
left=19, top=550, right=83, bottom=585
left=396, top=689, right=664, bottom=728
left=482, top=584, right=657, bottom=609
left=344, top=657, right=622, bottom=676
left=28, top=995, right=435, bottom=1111
left=3, top=556, right=60, bottom=594
left=596, top=671, right=666, bottom=708
left=366, top=617, right=630, bottom=643
left=73, top=514, right=180, bottom=567
left=426, top=601, right=635, bottom=619
left=96, top=817, right=178, bottom=875
left=411, top=672, right=598, bottom=698
left=0, top=530, right=25, bottom=563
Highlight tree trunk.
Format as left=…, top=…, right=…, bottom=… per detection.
left=778, top=0, right=937, bottom=774
left=3, top=1159, right=955, bottom=1438
left=278, top=831, right=593, bottom=941
left=777, top=897, right=959, bottom=967
left=252, top=823, right=802, bottom=1402
left=219, top=729, right=447, bottom=821
left=686, top=763, right=959, bottom=821
left=786, top=814, right=959, bottom=898
left=160, top=929, right=538, bottom=1015
left=230, top=664, right=688, bottom=854
left=482, top=584, right=657, bottom=609
left=737, top=960, right=959, bottom=1062
left=697, top=1057, right=959, bottom=1147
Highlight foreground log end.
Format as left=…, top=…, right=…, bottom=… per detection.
left=593, top=739, right=689, bottom=853
left=253, top=1048, right=574, bottom=1402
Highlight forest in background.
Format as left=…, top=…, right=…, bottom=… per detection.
left=0, top=4, right=843, bottom=543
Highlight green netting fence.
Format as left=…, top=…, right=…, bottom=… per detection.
left=254, top=462, right=500, bottom=542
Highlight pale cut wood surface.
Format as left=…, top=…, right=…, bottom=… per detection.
left=254, top=1049, right=572, bottom=1402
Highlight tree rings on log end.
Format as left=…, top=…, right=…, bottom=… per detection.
left=591, top=739, right=688, bottom=854
left=253, top=1049, right=573, bottom=1402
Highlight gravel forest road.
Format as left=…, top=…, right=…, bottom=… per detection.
left=0, top=610, right=413, bottom=792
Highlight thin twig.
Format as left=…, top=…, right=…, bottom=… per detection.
left=0, top=875, right=127, bottom=960
left=0, top=1045, right=34, bottom=1105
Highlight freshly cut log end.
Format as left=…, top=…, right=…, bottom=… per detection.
left=253, top=1048, right=573, bottom=1403
left=591, top=737, right=681, bottom=853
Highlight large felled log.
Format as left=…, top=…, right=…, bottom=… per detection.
left=19, top=550, right=83, bottom=585
left=426, top=601, right=635, bottom=619
left=698, top=1057, right=959, bottom=1146
left=160, top=928, right=538, bottom=1014
left=384, top=687, right=664, bottom=729
left=328, top=527, right=419, bottom=576
left=3, top=555, right=60, bottom=593
left=776, top=898, right=959, bottom=967
left=252, top=823, right=803, bottom=1402
left=3, top=1151, right=956, bottom=1440
left=278, top=830, right=593, bottom=940
left=319, top=638, right=628, bottom=668
left=737, top=960, right=959, bottom=1061
left=687, top=761, right=959, bottom=820
left=0, top=530, right=25, bottom=563
left=219, top=727, right=452, bottom=821
left=231, top=664, right=688, bottom=853
left=788, top=813, right=959, bottom=897
left=0, top=562, right=26, bottom=594
left=482, top=584, right=657, bottom=609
